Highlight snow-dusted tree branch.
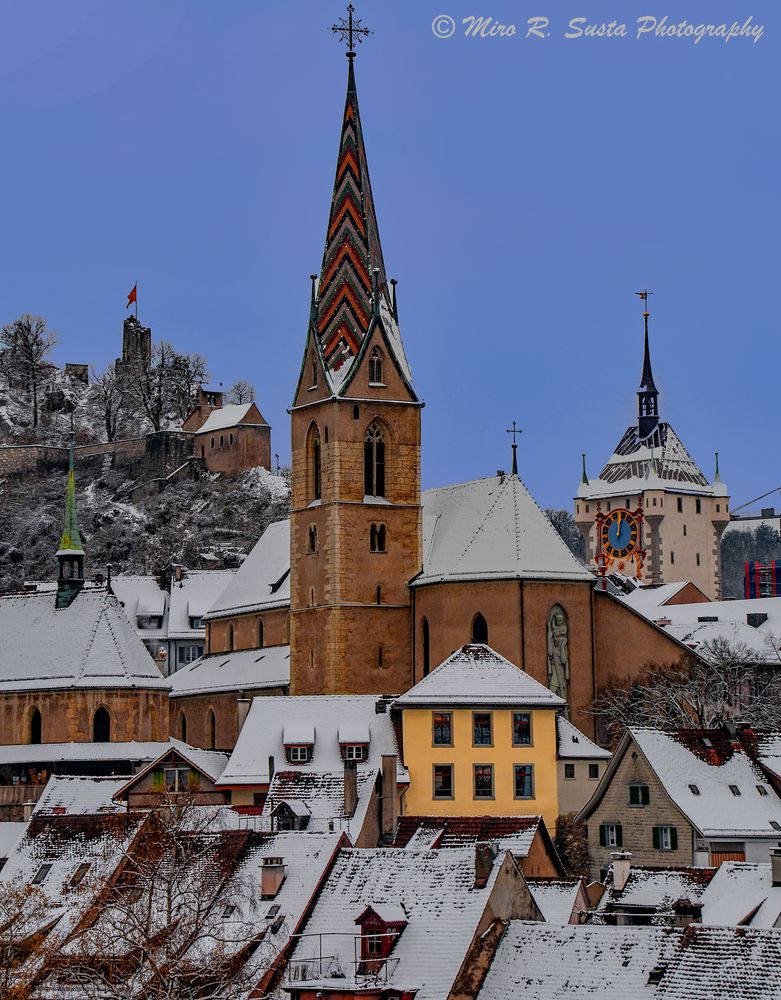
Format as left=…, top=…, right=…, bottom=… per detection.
left=89, top=362, right=129, bottom=442
left=123, top=342, right=209, bottom=432
left=593, top=638, right=781, bottom=737
left=0, top=880, right=54, bottom=999
left=0, top=314, right=58, bottom=429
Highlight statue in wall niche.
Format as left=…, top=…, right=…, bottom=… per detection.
left=547, top=605, right=570, bottom=706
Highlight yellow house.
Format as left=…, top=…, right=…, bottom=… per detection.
left=393, top=643, right=565, bottom=828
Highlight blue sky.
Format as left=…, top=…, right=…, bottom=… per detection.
left=0, top=1, right=778, bottom=509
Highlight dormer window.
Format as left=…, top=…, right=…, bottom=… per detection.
left=341, top=743, right=368, bottom=762
left=355, top=905, right=407, bottom=974
left=189, top=616, right=204, bottom=629
left=286, top=745, right=313, bottom=764
left=368, top=347, right=384, bottom=385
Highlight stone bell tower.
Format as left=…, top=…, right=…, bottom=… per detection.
left=289, top=37, right=422, bottom=696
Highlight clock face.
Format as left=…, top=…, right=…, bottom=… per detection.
left=601, top=508, right=639, bottom=559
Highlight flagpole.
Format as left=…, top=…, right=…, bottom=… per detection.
left=135, top=281, right=138, bottom=321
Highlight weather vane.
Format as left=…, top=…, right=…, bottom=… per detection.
left=331, top=3, right=372, bottom=58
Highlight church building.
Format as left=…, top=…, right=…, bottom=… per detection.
left=574, top=299, right=730, bottom=600
left=172, top=42, right=697, bottom=745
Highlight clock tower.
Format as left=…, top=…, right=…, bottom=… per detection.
left=575, top=295, right=730, bottom=599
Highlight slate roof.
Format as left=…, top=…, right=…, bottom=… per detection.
left=557, top=716, right=612, bottom=760
left=282, top=846, right=501, bottom=999
left=393, top=644, right=565, bottom=708
left=479, top=921, right=781, bottom=999
left=205, top=519, right=290, bottom=618
left=416, top=474, right=593, bottom=586
left=217, top=695, right=407, bottom=787
left=391, top=816, right=542, bottom=857
left=169, top=645, right=290, bottom=698
left=0, top=589, right=169, bottom=692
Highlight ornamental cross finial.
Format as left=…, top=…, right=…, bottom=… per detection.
left=331, top=3, right=371, bottom=57
left=635, top=288, right=654, bottom=314
left=506, top=421, right=522, bottom=476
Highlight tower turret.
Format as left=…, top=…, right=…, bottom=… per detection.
left=56, top=436, right=85, bottom=609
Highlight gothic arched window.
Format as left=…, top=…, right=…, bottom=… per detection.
left=179, top=711, right=187, bottom=743
left=93, top=707, right=111, bottom=743
left=310, top=425, right=322, bottom=501
left=30, top=708, right=41, bottom=745
left=308, top=525, right=318, bottom=553
left=368, top=347, right=383, bottom=385
left=421, top=618, right=430, bottom=677
left=370, top=523, right=387, bottom=553
left=364, top=422, right=386, bottom=497
left=207, top=709, right=216, bottom=750
left=471, top=612, right=488, bottom=644
left=228, top=624, right=235, bottom=652
left=257, top=618, right=264, bottom=648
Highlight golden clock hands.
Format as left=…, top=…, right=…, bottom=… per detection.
left=616, top=512, right=621, bottom=534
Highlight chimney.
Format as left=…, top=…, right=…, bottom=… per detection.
left=611, top=851, right=633, bottom=892
left=344, top=760, right=358, bottom=817
left=474, top=842, right=498, bottom=888
left=771, top=849, right=781, bottom=887
left=236, top=697, right=251, bottom=734
left=22, top=800, right=35, bottom=822
left=261, top=856, right=286, bottom=899
left=381, top=754, right=398, bottom=842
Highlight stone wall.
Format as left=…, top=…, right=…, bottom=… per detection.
left=169, top=687, right=288, bottom=750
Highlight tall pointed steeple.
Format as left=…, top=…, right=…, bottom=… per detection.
left=56, top=434, right=85, bottom=609
left=635, top=290, right=659, bottom=439
left=315, top=54, right=388, bottom=387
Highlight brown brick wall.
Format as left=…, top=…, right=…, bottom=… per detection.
left=207, top=607, right=289, bottom=655
left=196, top=424, right=271, bottom=477
left=0, top=688, right=169, bottom=745
left=584, top=743, right=694, bottom=876
left=169, top=688, right=287, bottom=750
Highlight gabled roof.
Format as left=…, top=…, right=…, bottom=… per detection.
left=579, top=728, right=781, bottom=839
left=526, top=877, right=588, bottom=924
left=0, top=590, right=170, bottom=692
left=557, top=716, right=612, bottom=760
left=169, top=645, right=290, bottom=698
left=263, top=769, right=378, bottom=837
left=112, top=743, right=229, bottom=801
left=577, top=422, right=726, bottom=499
left=282, top=846, right=504, bottom=1000
left=195, top=402, right=269, bottom=434
left=597, top=865, right=716, bottom=914
left=391, top=816, right=544, bottom=858
left=393, top=644, right=565, bottom=709
left=167, top=570, right=236, bottom=637
left=33, top=776, right=127, bottom=816
left=205, top=519, right=290, bottom=618
left=416, top=474, right=593, bottom=586
left=216, top=695, right=407, bottom=787
left=701, top=862, right=781, bottom=928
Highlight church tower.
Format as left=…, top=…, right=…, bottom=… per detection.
left=56, top=436, right=86, bottom=609
left=289, top=38, right=422, bottom=696
left=575, top=295, right=730, bottom=599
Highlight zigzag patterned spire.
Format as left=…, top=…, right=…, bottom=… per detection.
left=316, top=58, right=387, bottom=383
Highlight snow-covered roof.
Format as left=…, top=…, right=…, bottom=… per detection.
left=526, top=878, right=585, bottom=924
left=283, top=846, right=501, bottom=999
left=598, top=865, right=715, bottom=913
left=390, top=816, right=546, bottom=860
left=167, top=570, right=236, bottom=637
left=0, top=822, right=27, bottom=859
left=620, top=581, right=699, bottom=617
left=577, top=422, right=725, bottom=500
left=487, top=921, right=781, bottom=999
left=111, top=744, right=229, bottom=800
left=169, top=645, right=290, bottom=698
left=416, top=475, right=593, bottom=586
left=723, top=512, right=781, bottom=537
left=263, top=768, right=378, bottom=837
left=0, top=739, right=175, bottom=767
left=0, top=590, right=170, bottom=692
left=393, top=644, right=566, bottom=709
left=33, top=776, right=127, bottom=816
left=629, top=728, right=781, bottom=839
left=205, top=520, right=290, bottom=618
left=557, top=716, right=611, bottom=760
left=217, top=695, right=407, bottom=787
left=283, top=721, right=315, bottom=745
left=195, top=403, right=268, bottom=434
left=701, top=862, right=781, bottom=928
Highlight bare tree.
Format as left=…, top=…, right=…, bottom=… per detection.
left=0, top=880, right=54, bottom=999
left=0, top=314, right=57, bottom=427
left=48, top=797, right=263, bottom=999
left=228, top=380, right=255, bottom=405
left=125, top=343, right=209, bottom=431
left=89, top=362, right=129, bottom=442
left=594, top=638, right=781, bottom=737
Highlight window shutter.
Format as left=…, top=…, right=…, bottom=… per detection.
left=642, top=786, right=650, bottom=805
left=652, top=826, right=660, bottom=849
left=599, top=824, right=607, bottom=847
left=152, top=769, right=164, bottom=792
left=615, top=824, right=623, bottom=847
left=670, top=827, right=678, bottom=850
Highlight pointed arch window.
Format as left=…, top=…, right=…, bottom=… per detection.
left=364, top=422, right=386, bottom=497
left=311, top=355, right=318, bottom=389
left=471, top=613, right=488, bottom=644
left=370, top=523, right=387, bottom=553
left=30, top=708, right=42, bottom=745
left=308, top=524, right=318, bottom=554
left=179, top=711, right=188, bottom=743
left=368, top=347, right=384, bottom=385
left=310, top=426, right=322, bottom=501
left=257, top=618, right=264, bottom=648
left=207, top=709, right=217, bottom=750
left=422, top=618, right=430, bottom=677
left=228, top=624, right=235, bottom=652
left=93, top=707, right=111, bottom=743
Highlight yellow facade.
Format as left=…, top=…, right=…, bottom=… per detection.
left=400, top=705, right=560, bottom=829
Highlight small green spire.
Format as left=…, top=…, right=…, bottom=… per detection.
left=57, top=436, right=83, bottom=555
left=581, top=452, right=589, bottom=485
left=714, top=451, right=721, bottom=483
